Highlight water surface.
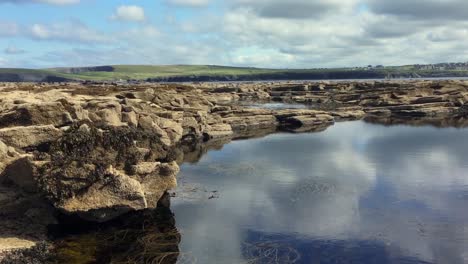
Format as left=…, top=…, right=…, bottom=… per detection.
left=172, top=121, right=468, bottom=264
left=241, top=102, right=310, bottom=110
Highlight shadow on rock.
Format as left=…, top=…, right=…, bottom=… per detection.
left=48, top=193, right=181, bottom=264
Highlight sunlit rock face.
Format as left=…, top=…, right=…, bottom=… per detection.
left=34, top=125, right=178, bottom=222
left=0, top=81, right=347, bottom=222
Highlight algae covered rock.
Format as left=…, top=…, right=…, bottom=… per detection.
left=35, top=124, right=178, bottom=222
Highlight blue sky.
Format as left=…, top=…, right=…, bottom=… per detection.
left=1, top=0, right=468, bottom=68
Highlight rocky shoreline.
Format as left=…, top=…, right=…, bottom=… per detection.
left=0, top=80, right=467, bottom=262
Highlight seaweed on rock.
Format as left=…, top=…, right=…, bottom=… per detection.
left=36, top=123, right=175, bottom=205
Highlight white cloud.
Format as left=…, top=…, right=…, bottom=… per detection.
left=217, top=2, right=468, bottom=67
left=28, top=20, right=111, bottom=44
left=30, top=24, right=49, bottom=39
left=111, top=5, right=146, bottom=22
left=165, top=0, right=210, bottom=7
left=231, top=47, right=296, bottom=68
left=427, top=28, right=468, bottom=42
left=5, top=0, right=468, bottom=68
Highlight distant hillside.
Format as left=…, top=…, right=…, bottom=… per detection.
left=0, top=68, right=70, bottom=82
left=1, top=64, right=468, bottom=82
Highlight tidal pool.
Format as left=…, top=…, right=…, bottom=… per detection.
left=50, top=120, right=468, bottom=264
left=172, top=121, right=468, bottom=264
left=241, top=102, right=310, bottom=110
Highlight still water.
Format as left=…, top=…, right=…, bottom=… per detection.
left=172, top=121, right=468, bottom=264
left=241, top=102, right=310, bottom=110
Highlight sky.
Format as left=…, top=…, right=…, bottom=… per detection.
left=0, top=0, right=467, bottom=69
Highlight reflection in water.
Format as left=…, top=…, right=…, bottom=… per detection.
left=173, top=121, right=468, bottom=264
left=241, top=102, right=310, bottom=110
left=364, top=115, right=468, bottom=128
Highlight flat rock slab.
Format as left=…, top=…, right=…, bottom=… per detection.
left=0, top=125, right=62, bottom=149
left=0, top=238, right=36, bottom=252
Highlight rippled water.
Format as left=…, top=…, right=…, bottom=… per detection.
left=172, top=121, right=468, bottom=264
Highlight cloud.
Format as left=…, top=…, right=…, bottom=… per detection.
left=427, top=28, right=468, bottom=42
left=5, top=0, right=468, bottom=68
left=360, top=13, right=428, bottom=39
left=221, top=7, right=374, bottom=67
left=120, top=25, right=161, bottom=39
left=165, top=0, right=210, bottom=7
left=366, top=0, right=468, bottom=21
left=27, top=20, right=111, bottom=44
left=0, top=0, right=79, bottom=5
left=232, top=0, right=358, bottom=19
left=0, top=21, right=20, bottom=36
left=111, top=5, right=146, bottom=22
left=218, top=2, right=468, bottom=68
left=4, top=45, right=26, bottom=54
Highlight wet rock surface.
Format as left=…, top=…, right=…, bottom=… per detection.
left=0, top=80, right=468, bottom=258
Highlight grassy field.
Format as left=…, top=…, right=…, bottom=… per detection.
left=2, top=64, right=468, bottom=82
left=47, top=65, right=290, bottom=81
left=45, top=65, right=384, bottom=81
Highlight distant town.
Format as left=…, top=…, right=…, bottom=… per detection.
left=412, top=62, right=468, bottom=71
left=359, top=62, right=468, bottom=71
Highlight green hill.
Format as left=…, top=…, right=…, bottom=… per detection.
left=1, top=64, right=468, bottom=82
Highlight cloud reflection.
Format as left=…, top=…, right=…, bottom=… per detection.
left=173, top=121, right=468, bottom=264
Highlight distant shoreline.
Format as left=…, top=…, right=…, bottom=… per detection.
left=2, top=64, right=468, bottom=83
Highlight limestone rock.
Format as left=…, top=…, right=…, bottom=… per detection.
left=224, top=114, right=278, bottom=133
left=0, top=102, right=71, bottom=128
left=33, top=125, right=177, bottom=221
left=122, top=111, right=138, bottom=127
left=96, top=108, right=122, bottom=126
left=155, top=117, right=183, bottom=145
left=0, top=125, right=62, bottom=149
left=59, top=166, right=147, bottom=222
left=0, top=140, right=19, bottom=174
left=1, top=157, right=37, bottom=193
left=279, top=114, right=334, bottom=133
left=0, top=238, right=36, bottom=252
left=203, top=123, right=233, bottom=140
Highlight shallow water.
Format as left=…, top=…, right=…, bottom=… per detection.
left=172, top=121, right=468, bottom=264
left=241, top=102, right=310, bottom=110
left=50, top=120, right=468, bottom=263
